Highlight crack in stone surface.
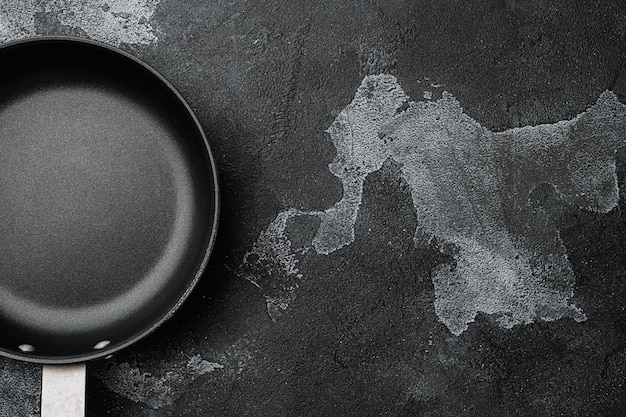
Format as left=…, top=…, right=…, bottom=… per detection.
left=242, top=74, right=626, bottom=334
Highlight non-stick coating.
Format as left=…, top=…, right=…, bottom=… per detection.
left=0, top=38, right=218, bottom=363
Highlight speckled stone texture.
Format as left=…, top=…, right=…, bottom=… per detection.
left=1, top=0, right=626, bottom=416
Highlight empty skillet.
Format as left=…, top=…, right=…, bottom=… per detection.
left=0, top=37, right=219, bottom=414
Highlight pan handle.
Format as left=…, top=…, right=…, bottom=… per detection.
left=41, top=364, right=86, bottom=417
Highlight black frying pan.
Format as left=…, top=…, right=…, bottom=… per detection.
left=0, top=37, right=218, bottom=411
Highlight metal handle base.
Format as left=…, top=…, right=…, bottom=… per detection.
left=41, top=364, right=86, bottom=417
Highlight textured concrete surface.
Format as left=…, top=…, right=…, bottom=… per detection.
left=1, top=0, right=626, bottom=416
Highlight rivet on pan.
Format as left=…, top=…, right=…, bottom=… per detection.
left=93, top=340, right=111, bottom=350
left=18, top=344, right=35, bottom=352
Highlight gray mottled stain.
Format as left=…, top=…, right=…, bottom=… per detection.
left=242, top=74, right=626, bottom=335
left=0, top=0, right=159, bottom=46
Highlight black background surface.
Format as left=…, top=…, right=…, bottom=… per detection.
left=1, top=1, right=626, bottom=416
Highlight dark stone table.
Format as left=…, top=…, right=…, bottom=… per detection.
left=1, top=0, right=626, bottom=415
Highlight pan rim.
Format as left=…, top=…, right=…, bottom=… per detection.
left=0, top=36, right=220, bottom=364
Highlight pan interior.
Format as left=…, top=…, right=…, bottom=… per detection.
left=0, top=40, right=216, bottom=362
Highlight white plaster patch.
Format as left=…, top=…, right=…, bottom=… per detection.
left=381, top=91, right=615, bottom=334
left=242, top=75, right=408, bottom=319
left=243, top=74, right=626, bottom=335
left=43, top=0, right=159, bottom=46
left=314, top=74, right=408, bottom=254
left=0, top=0, right=159, bottom=46
left=242, top=208, right=304, bottom=320
left=247, top=208, right=304, bottom=281
left=0, top=0, right=36, bottom=43
left=96, top=355, right=224, bottom=409
left=94, top=339, right=255, bottom=409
